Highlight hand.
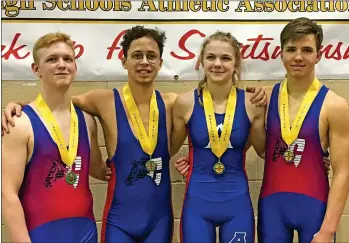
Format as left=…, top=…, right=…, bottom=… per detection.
left=174, top=156, right=190, bottom=177
left=246, top=86, right=267, bottom=107
left=323, top=156, right=331, bottom=175
left=105, top=166, right=112, bottom=180
left=2, top=102, right=23, bottom=136
left=311, top=231, right=334, bottom=243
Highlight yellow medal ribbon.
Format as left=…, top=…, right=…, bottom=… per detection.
left=279, top=77, right=320, bottom=145
left=35, top=94, right=79, bottom=166
left=203, top=86, right=237, bottom=161
left=123, top=84, right=159, bottom=156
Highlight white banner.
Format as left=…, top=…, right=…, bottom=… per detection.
left=2, top=1, right=349, bottom=81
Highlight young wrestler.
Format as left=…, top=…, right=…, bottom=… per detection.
left=259, top=17, right=349, bottom=243
left=171, top=31, right=266, bottom=243
left=2, top=33, right=108, bottom=243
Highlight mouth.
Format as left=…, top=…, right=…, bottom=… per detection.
left=291, top=65, right=305, bottom=68
left=210, top=71, right=225, bottom=74
left=55, top=73, right=69, bottom=76
left=137, top=69, right=151, bottom=75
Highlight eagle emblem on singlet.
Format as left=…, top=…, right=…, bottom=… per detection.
left=125, top=157, right=162, bottom=186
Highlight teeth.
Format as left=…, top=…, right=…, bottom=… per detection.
left=139, top=70, right=149, bottom=75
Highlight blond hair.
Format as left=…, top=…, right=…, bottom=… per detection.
left=33, top=32, right=74, bottom=63
left=197, top=31, right=242, bottom=100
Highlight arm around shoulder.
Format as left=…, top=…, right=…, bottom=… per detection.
left=2, top=115, right=32, bottom=242
left=72, top=89, right=114, bottom=117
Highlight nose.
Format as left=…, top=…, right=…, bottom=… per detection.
left=57, top=58, right=66, bottom=69
left=214, top=57, right=222, bottom=67
left=294, top=50, right=304, bottom=62
left=140, top=54, right=150, bottom=65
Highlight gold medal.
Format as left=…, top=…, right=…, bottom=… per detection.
left=279, top=78, right=320, bottom=145
left=145, top=159, right=157, bottom=172
left=66, top=171, right=77, bottom=185
left=283, top=150, right=295, bottom=163
left=123, top=84, right=159, bottom=158
left=203, top=86, right=237, bottom=175
left=35, top=94, right=79, bottom=167
left=213, top=161, right=225, bottom=175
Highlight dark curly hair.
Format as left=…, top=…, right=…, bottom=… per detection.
left=121, top=25, right=167, bottom=58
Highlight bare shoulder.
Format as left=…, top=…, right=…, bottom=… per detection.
left=324, top=90, right=349, bottom=121
left=161, top=92, right=179, bottom=109
left=175, top=90, right=195, bottom=107
left=2, top=112, right=31, bottom=141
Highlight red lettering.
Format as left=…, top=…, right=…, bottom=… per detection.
left=344, top=46, right=349, bottom=59
left=170, top=29, right=206, bottom=60
left=106, top=30, right=126, bottom=60
left=72, top=41, right=84, bottom=59
left=321, top=42, right=343, bottom=60
left=241, top=35, right=274, bottom=61
left=271, top=46, right=282, bottom=59
left=1, top=33, right=30, bottom=60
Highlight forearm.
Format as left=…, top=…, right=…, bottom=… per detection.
left=2, top=195, right=31, bottom=242
left=251, top=132, right=266, bottom=157
left=170, top=134, right=187, bottom=157
left=320, top=171, right=349, bottom=234
left=89, top=160, right=107, bottom=181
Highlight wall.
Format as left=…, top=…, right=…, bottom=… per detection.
left=2, top=79, right=349, bottom=242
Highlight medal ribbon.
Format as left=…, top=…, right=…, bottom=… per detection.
left=279, top=77, right=320, bottom=145
left=123, top=84, right=159, bottom=156
left=35, top=94, right=78, bottom=166
left=203, top=86, right=237, bottom=160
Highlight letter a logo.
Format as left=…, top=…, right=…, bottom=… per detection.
left=229, top=232, right=247, bottom=243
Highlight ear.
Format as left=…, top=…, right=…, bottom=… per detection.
left=315, top=50, right=322, bottom=64
left=121, top=57, right=127, bottom=69
left=158, top=58, right=163, bottom=71
left=31, top=62, right=41, bottom=78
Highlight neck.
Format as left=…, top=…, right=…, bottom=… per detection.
left=39, top=84, right=71, bottom=112
left=286, top=72, right=316, bottom=98
left=127, top=79, right=155, bottom=105
left=206, top=79, right=233, bottom=103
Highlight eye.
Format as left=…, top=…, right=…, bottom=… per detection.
left=205, top=55, right=215, bottom=61
left=147, top=54, right=157, bottom=61
left=64, top=57, right=74, bottom=63
left=47, top=57, right=57, bottom=62
left=222, top=56, right=232, bottom=62
left=286, top=48, right=295, bottom=53
left=132, top=53, right=143, bottom=60
left=304, top=49, right=313, bottom=53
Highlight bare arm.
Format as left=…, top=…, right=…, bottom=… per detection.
left=246, top=93, right=266, bottom=158
left=170, top=93, right=191, bottom=156
left=2, top=116, right=32, bottom=242
left=318, top=98, right=349, bottom=236
left=84, top=113, right=108, bottom=181
left=72, top=89, right=113, bottom=117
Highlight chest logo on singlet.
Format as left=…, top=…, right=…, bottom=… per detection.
left=205, top=123, right=233, bottom=149
left=273, top=137, right=306, bottom=167
left=229, top=232, right=246, bottom=243
left=44, top=156, right=82, bottom=188
left=125, top=157, right=162, bottom=186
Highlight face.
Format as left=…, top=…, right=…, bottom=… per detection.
left=122, top=37, right=163, bottom=85
left=202, top=40, right=236, bottom=85
left=32, top=42, right=77, bottom=89
left=281, top=34, right=321, bottom=78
